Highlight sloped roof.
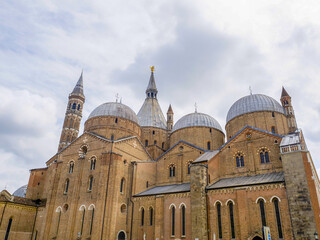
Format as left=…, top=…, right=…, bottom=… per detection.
left=134, top=183, right=190, bottom=197
left=207, top=172, right=284, bottom=190
left=193, top=151, right=219, bottom=163
left=137, top=98, right=167, bottom=129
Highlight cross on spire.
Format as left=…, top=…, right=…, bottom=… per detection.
left=194, top=102, right=198, bottom=113
left=115, top=93, right=120, bottom=102
left=249, top=86, right=253, bottom=95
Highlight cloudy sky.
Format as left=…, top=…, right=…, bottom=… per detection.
left=1, top=0, right=320, bottom=193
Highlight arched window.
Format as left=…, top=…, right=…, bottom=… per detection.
left=64, top=179, right=70, bottom=193
left=181, top=205, right=186, bottom=236
left=271, top=126, right=276, bottom=134
left=118, top=231, right=126, bottom=240
left=150, top=207, right=154, bottom=226
left=217, top=202, right=222, bottom=239
left=169, top=164, right=175, bottom=177
left=79, top=145, right=87, bottom=158
left=146, top=181, right=149, bottom=188
left=260, top=149, right=270, bottom=164
left=145, top=140, right=148, bottom=147
left=66, top=135, right=70, bottom=143
left=273, top=199, right=283, bottom=238
left=90, top=157, right=96, bottom=170
left=88, top=176, right=93, bottom=191
left=153, top=130, right=155, bottom=135
left=187, top=162, right=192, bottom=175
left=154, top=140, right=157, bottom=145
left=88, top=205, right=95, bottom=236
left=111, top=135, right=114, bottom=141
left=272, top=111, right=275, bottom=117
left=162, top=142, right=165, bottom=149
left=258, top=199, right=267, bottom=226
left=120, top=178, right=125, bottom=193
left=77, top=104, right=81, bottom=111
left=141, top=208, right=145, bottom=226
left=171, top=206, right=175, bottom=236
left=4, top=218, right=13, bottom=240
left=235, top=152, right=244, bottom=167
left=69, top=162, right=74, bottom=174
left=207, top=141, right=211, bottom=150
left=115, top=118, right=118, bottom=123
left=80, top=208, right=85, bottom=236
left=56, top=208, right=62, bottom=235
left=72, top=103, right=77, bottom=109
left=228, top=202, right=235, bottom=239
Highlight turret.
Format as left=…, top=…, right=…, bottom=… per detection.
left=280, top=87, right=297, bottom=133
left=146, top=66, right=158, bottom=99
left=167, top=104, right=174, bottom=130
left=58, top=71, right=85, bottom=151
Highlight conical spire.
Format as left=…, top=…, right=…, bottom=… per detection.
left=71, top=71, right=84, bottom=96
left=146, top=66, right=158, bottom=98
left=167, top=104, right=173, bottom=113
left=281, top=86, right=290, bottom=98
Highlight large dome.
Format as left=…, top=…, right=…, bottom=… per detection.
left=173, top=112, right=223, bottom=132
left=226, top=94, right=285, bottom=123
left=13, top=185, right=27, bottom=198
left=88, top=102, right=139, bottom=124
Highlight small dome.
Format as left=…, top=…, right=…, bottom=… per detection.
left=226, top=94, right=285, bottom=123
left=88, top=102, right=139, bottom=124
left=13, top=185, right=27, bottom=198
left=173, top=112, right=223, bottom=132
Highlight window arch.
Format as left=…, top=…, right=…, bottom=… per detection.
left=171, top=205, right=175, bottom=236
left=187, top=161, right=192, bottom=175
left=228, top=201, right=235, bottom=239
left=169, top=164, right=176, bottom=177
left=4, top=218, right=13, bottom=240
left=88, top=176, right=93, bottom=191
left=115, top=118, right=118, bottom=123
left=77, top=104, right=81, bottom=111
left=79, top=145, right=88, bottom=158
left=72, top=103, right=77, bottom=109
left=258, top=147, right=270, bottom=164
left=120, top=178, right=126, bottom=193
left=271, top=126, right=276, bottom=134
left=141, top=208, right=145, bottom=226
left=258, top=199, right=267, bottom=227
left=64, top=179, right=70, bottom=193
left=154, top=140, right=157, bottom=145
left=145, top=140, right=148, bottom=147
left=55, top=207, right=62, bottom=235
left=234, top=151, right=245, bottom=167
left=90, top=157, right=96, bottom=170
left=79, top=207, right=85, bottom=236
left=273, top=198, right=283, bottom=238
left=207, top=141, right=211, bottom=150
left=216, top=202, right=222, bottom=239
left=69, top=162, right=74, bottom=174
left=149, top=207, right=154, bottom=226
left=181, top=205, right=186, bottom=236
left=89, top=206, right=95, bottom=236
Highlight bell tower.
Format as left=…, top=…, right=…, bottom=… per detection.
left=280, top=87, right=297, bottom=133
left=167, top=104, right=174, bottom=130
left=58, top=72, right=85, bottom=151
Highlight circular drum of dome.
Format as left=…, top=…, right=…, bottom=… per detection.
left=85, top=102, right=141, bottom=139
left=170, top=112, right=225, bottom=150
left=225, top=94, right=288, bottom=137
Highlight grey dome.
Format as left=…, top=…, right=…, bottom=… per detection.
left=173, top=112, right=223, bottom=133
left=88, top=102, right=139, bottom=124
left=137, top=98, right=167, bottom=129
left=226, top=94, right=285, bottom=123
left=13, top=185, right=27, bottom=198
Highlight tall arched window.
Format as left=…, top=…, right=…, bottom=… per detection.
left=217, top=202, right=222, bottom=239
left=187, top=162, right=192, bottom=175
left=72, top=103, right=77, bottom=109
left=64, top=179, right=70, bottom=193
left=150, top=207, right=153, bottom=226
left=145, top=140, right=148, bottom=147
left=273, top=199, right=283, bottom=238
left=154, top=140, right=157, bottom=145
left=120, top=178, right=125, bottom=193
left=88, top=205, right=95, bottom=236
left=169, top=164, right=175, bottom=177
left=69, top=162, right=74, bottom=174
left=260, top=149, right=270, bottom=164
left=207, top=141, right=211, bottom=150
left=228, top=202, right=235, bottom=239
left=171, top=206, right=175, bottom=236
left=4, top=218, right=13, bottom=240
left=115, top=118, right=118, bottom=123
left=56, top=208, right=61, bottom=235
left=80, top=208, right=85, bottom=236
left=141, top=208, right=145, bottom=226
left=88, top=176, right=93, bottom=191
left=90, top=157, right=96, bottom=170
left=258, top=199, right=267, bottom=226
left=69, top=118, right=73, bottom=128
left=181, top=205, right=186, bottom=236
left=271, top=126, right=276, bottom=134
left=111, top=135, right=114, bottom=141
left=77, top=104, right=81, bottom=111
left=235, top=152, right=244, bottom=167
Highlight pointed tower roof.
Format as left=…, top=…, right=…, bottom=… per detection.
left=167, top=104, right=173, bottom=113
left=281, top=86, right=290, bottom=98
left=138, top=67, right=167, bottom=129
left=71, top=71, right=84, bottom=96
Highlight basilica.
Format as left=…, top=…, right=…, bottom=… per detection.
left=0, top=68, right=319, bottom=240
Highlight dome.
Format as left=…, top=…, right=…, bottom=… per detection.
left=13, top=185, right=27, bottom=198
left=88, top=102, right=139, bottom=124
left=226, top=94, right=285, bottom=123
left=172, top=112, right=223, bottom=132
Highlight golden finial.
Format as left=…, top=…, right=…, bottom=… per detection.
left=150, top=66, right=155, bottom=73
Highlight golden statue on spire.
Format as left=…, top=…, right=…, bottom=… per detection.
left=150, top=66, right=155, bottom=73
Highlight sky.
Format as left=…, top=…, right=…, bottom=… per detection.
left=1, top=0, right=320, bottom=193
